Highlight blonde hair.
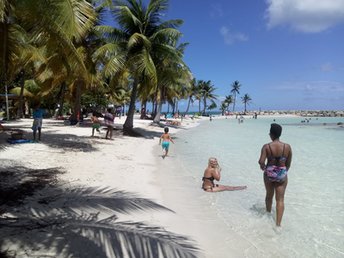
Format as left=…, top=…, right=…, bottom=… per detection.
left=208, top=157, right=218, bottom=167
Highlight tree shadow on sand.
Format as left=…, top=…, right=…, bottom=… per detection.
left=0, top=163, right=199, bottom=258
left=126, top=122, right=187, bottom=140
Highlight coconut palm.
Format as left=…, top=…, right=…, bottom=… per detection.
left=198, top=80, right=217, bottom=115
left=220, top=102, right=227, bottom=115
left=224, top=94, right=233, bottom=113
left=152, top=43, right=191, bottom=123
left=230, top=80, right=241, bottom=112
left=194, top=81, right=202, bottom=114
left=184, top=78, right=197, bottom=114
left=1, top=0, right=98, bottom=121
left=207, top=100, right=217, bottom=111
left=241, top=93, right=252, bottom=113
left=101, top=0, right=185, bottom=133
left=0, top=1, right=32, bottom=120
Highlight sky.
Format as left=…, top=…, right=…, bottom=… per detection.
left=160, top=0, right=344, bottom=112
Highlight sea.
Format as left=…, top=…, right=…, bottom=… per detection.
left=172, top=116, right=344, bottom=258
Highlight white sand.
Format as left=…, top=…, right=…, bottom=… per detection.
left=0, top=115, right=250, bottom=258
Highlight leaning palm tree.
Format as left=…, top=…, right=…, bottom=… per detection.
left=241, top=93, right=252, bottom=113
left=230, top=80, right=241, bottom=112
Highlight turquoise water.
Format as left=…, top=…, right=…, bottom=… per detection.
left=174, top=116, right=344, bottom=258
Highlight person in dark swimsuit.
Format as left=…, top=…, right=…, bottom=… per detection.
left=202, top=157, right=247, bottom=192
left=258, top=123, right=292, bottom=227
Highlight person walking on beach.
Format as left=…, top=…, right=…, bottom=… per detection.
left=91, top=112, right=101, bottom=137
left=202, top=157, right=247, bottom=192
left=32, top=104, right=44, bottom=141
left=159, top=127, right=174, bottom=158
left=104, top=108, right=114, bottom=140
left=258, top=123, right=292, bottom=227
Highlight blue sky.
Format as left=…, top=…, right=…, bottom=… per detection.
left=162, top=0, right=344, bottom=112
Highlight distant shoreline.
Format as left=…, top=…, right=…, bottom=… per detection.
left=177, top=110, right=344, bottom=117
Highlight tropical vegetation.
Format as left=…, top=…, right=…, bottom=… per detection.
left=230, top=80, right=241, bottom=112
left=0, top=0, right=254, bottom=255
left=241, top=93, right=252, bottom=113
left=1, top=0, right=252, bottom=126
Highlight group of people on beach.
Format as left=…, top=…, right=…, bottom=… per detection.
left=160, top=123, right=292, bottom=227
left=31, top=106, right=116, bottom=141
left=90, top=108, right=115, bottom=139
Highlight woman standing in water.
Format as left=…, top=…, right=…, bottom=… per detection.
left=258, top=123, right=292, bottom=227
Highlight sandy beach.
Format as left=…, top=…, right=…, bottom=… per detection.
left=0, top=115, right=243, bottom=258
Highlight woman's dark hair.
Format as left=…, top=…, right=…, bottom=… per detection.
left=270, top=123, right=282, bottom=138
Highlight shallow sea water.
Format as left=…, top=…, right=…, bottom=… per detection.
left=173, top=116, right=344, bottom=258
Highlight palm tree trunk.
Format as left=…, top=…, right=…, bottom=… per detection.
left=70, top=79, right=83, bottom=124
left=1, top=16, right=10, bottom=121
left=17, top=70, right=25, bottom=118
left=153, top=90, right=163, bottom=123
left=140, top=101, right=146, bottom=119
left=232, top=94, right=236, bottom=112
left=57, top=82, right=66, bottom=116
left=185, top=97, right=191, bottom=114
left=202, top=96, right=207, bottom=115
left=123, top=80, right=138, bottom=132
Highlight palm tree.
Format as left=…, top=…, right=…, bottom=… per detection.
left=1, top=0, right=98, bottom=121
left=198, top=80, right=217, bottom=115
left=241, top=93, right=252, bottom=113
left=0, top=1, right=31, bottom=120
left=184, top=78, right=197, bottom=115
left=224, top=95, right=233, bottom=113
left=230, top=80, right=241, bottom=112
left=194, top=81, right=202, bottom=114
left=220, top=102, right=227, bottom=115
left=103, top=0, right=185, bottom=133
left=152, top=44, right=191, bottom=123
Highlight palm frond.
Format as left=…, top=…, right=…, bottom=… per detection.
left=0, top=164, right=199, bottom=258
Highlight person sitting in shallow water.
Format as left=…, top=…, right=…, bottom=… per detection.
left=202, top=157, right=247, bottom=192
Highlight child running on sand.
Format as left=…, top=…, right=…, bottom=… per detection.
left=91, top=112, right=101, bottom=137
left=159, top=127, right=174, bottom=158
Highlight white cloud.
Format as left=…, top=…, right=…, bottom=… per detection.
left=273, top=80, right=344, bottom=93
left=210, top=4, right=224, bottom=18
left=321, top=62, right=334, bottom=72
left=265, top=0, right=344, bottom=32
left=220, top=26, right=249, bottom=45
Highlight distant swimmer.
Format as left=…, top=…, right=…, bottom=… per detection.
left=202, top=157, right=247, bottom=192
left=258, top=123, right=293, bottom=227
